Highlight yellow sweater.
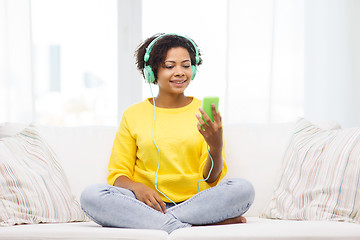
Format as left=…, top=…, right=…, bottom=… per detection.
left=107, top=97, right=227, bottom=203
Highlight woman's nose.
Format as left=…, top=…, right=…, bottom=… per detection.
left=174, top=67, right=185, bottom=76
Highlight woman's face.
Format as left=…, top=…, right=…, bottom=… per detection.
left=156, top=47, right=193, bottom=95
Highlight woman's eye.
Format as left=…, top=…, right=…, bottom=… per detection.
left=183, top=65, right=190, bottom=68
left=165, top=65, right=174, bottom=69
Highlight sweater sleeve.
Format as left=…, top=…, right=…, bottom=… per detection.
left=107, top=113, right=137, bottom=185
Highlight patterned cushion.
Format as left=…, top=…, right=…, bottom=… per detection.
left=0, top=126, right=88, bottom=226
left=262, top=118, right=360, bottom=223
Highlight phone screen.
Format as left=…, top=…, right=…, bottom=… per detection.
left=202, top=96, right=219, bottom=123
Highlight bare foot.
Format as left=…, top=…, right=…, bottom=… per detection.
left=210, top=216, right=247, bottom=225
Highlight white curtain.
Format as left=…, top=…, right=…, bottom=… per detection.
left=304, top=0, right=360, bottom=128
left=142, top=0, right=305, bottom=125
left=226, top=0, right=304, bottom=124
left=0, top=0, right=34, bottom=123
left=3, top=0, right=359, bottom=127
left=0, top=0, right=305, bottom=126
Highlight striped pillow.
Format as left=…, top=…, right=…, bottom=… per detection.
left=0, top=126, right=88, bottom=226
left=262, top=118, right=360, bottom=223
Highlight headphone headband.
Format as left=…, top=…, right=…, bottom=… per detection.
left=144, top=33, right=199, bottom=64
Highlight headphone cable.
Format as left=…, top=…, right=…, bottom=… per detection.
left=149, top=83, right=177, bottom=205
left=197, top=144, right=214, bottom=192
left=149, top=82, right=215, bottom=203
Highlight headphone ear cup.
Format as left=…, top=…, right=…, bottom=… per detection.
left=191, top=65, right=197, bottom=80
left=144, top=65, right=156, bottom=83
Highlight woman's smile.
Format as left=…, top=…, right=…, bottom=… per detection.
left=170, top=79, right=188, bottom=86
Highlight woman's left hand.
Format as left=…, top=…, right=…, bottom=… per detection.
left=196, top=104, right=223, bottom=149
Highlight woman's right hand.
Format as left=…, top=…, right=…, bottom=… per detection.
left=114, top=175, right=166, bottom=213
left=131, top=182, right=167, bottom=213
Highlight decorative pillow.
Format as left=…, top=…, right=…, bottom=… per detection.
left=262, top=118, right=360, bottom=223
left=0, top=122, right=27, bottom=139
left=0, top=126, right=88, bottom=226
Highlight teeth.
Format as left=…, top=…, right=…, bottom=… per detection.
left=171, top=80, right=186, bottom=83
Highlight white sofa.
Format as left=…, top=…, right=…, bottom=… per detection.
left=0, top=121, right=360, bottom=240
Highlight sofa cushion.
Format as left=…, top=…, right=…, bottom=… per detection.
left=0, top=122, right=117, bottom=201
left=34, top=124, right=117, bottom=200
left=0, top=221, right=168, bottom=240
left=169, top=217, right=360, bottom=240
left=223, top=121, right=340, bottom=217
left=0, top=122, right=27, bottom=138
left=0, top=126, right=88, bottom=226
left=262, top=118, right=360, bottom=223
left=1, top=218, right=359, bottom=240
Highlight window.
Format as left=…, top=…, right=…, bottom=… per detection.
left=141, top=0, right=304, bottom=124
left=29, top=0, right=303, bottom=126
left=31, top=0, right=117, bottom=126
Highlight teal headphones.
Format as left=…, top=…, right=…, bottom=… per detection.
left=143, top=33, right=200, bottom=83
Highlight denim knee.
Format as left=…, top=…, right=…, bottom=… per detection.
left=225, top=178, right=255, bottom=207
left=80, top=184, right=108, bottom=209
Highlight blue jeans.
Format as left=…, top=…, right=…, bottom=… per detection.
left=80, top=178, right=255, bottom=234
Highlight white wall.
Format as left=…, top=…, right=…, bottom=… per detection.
left=304, top=0, right=360, bottom=128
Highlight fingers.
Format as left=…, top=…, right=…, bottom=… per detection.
left=145, top=193, right=166, bottom=213
left=196, top=114, right=208, bottom=134
left=155, top=195, right=167, bottom=213
left=196, top=105, right=223, bottom=149
left=196, top=108, right=212, bottom=130
left=196, top=105, right=222, bottom=131
left=198, top=105, right=221, bottom=124
left=211, top=104, right=222, bottom=122
left=132, top=183, right=167, bottom=213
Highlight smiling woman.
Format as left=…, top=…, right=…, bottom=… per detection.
left=79, top=33, right=255, bottom=233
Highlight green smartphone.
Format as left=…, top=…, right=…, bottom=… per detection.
left=201, top=96, right=219, bottom=124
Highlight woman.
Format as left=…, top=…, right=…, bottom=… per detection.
left=80, top=33, right=255, bottom=233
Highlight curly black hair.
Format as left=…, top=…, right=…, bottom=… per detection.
left=135, top=33, right=203, bottom=84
